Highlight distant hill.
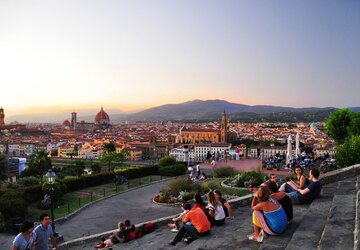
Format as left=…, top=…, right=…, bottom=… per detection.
left=5, top=100, right=360, bottom=123
left=125, top=99, right=340, bottom=122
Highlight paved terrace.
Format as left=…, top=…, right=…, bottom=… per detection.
left=1, top=162, right=359, bottom=249
left=59, top=164, right=360, bottom=250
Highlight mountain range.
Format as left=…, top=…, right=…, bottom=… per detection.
left=5, top=100, right=360, bottom=123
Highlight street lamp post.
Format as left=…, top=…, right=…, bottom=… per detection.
left=45, top=169, right=58, bottom=236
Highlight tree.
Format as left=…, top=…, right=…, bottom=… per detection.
left=325, top=108, right=355, bottom=144
left=103, top=142, right=116, bottom=153
left=349, top=112, right=360, bottom=137
left=74, top=160, right=85, bottom=177
left=158, top=156, right=176, bottom=167
left=27, top=149, right=52, bottom=182
left=90, top=162, right=101, bottom=174
left=100, top=151, right=125, bottom=173
left=0, top=154, right=7, bottom=182
left=335, top=135, right=360, bottom=167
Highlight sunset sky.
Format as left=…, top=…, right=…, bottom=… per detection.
left=0, top=0, right=359, bottom=117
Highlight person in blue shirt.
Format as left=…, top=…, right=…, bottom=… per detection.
left=12, top=221, right=36, bottom=250
left=34, top=213, right=57, bottom=250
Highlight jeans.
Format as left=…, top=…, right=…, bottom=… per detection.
left=286, top=191, right=300, bottom=204
left=172, top=224, right=210, bottom=243
left=285, top=183, right=297, bottom=193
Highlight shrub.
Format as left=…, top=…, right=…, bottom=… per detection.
left=17, top=176, right=40, bottom=187
left=158, top=164, right=186, bottom=176
left=213, top=166, right=238, bottom=178
left=159, top=178, right=209, bottom=203
left=0, top=214, right=6, bottom=233
left=335, top=135, right=360, bottom=167
left=0, top=191, right=27, bottom=219
left=158, top=156, right=177, bottom=167
left=21, top=184, right=43, bottom=203
left=161, top=178, right=192, bottom=197
left=228, top=170, right=267, bottom=188
left=1, top=182, right=21, bottom=189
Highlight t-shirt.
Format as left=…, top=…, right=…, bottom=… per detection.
left=207, top=204, right=225, bottom=221
left=184, top=207, right=211, bottom=233
left=298, top=181, right=322, bottom=204
left=13, top=232, right=36, bottom=250
left=34, top=224, right=53, bottom=250
left=219, top=197, right=229, bottom=217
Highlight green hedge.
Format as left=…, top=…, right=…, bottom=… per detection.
left=63, top=165, right=159, bottom=192
left=158, top=164, right=187, bottom=176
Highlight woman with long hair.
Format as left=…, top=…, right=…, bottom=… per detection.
left=279, top=165, right=309, bottom=192
left=249, top=186, right=287, bottom=242
left=206, top=191, right=225, bottom=226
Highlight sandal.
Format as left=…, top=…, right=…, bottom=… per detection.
left=248, top=234, right=259, bottom=242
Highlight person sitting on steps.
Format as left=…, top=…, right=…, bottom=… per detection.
left=168, top=202, right=191, bottom=232
left=286, top=168, right=322, bottom=204
left=169, top=203, right=211, bottom=246
left=98, top=221, right=126, bottom=249
left=214, top=189, right=233, bottom=220
left=279, top=165, right=309, bottom=193
left=206, top=191, right=226, bottom=226
left=249, top=186, right=287, bottom=242
left=267, top=181, right=293, bottom=223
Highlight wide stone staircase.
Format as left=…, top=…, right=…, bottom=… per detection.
left=60, top=166, right=360, bottom=250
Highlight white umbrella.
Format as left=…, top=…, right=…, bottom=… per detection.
left=286, top=135, right=293, bottom=166
left=295, top=133, right=301, bottom=156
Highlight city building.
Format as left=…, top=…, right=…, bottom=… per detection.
left=94, top=107, right=110, bottom=128
left=0, top=107, right=4, bottom=126
left=169, top=143, right=231, bottom=162
left=176, top=110, right=229, bottom=144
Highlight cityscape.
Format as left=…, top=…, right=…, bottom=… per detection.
left=0, top=105, right=336, bottom=180
left=1, top=1, right=359, bottom=250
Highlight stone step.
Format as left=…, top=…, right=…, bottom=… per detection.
left=284, top=185, right=337, bottom=250
left=318, top=181, right=357, bottom=250
left=354, top=177, right=360, bottom=250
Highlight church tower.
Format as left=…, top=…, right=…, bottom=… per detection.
left=221, top=109, right=228, bottom=143
left=0, top=107, right=4, bottom=126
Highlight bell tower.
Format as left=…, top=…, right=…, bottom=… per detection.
left=221, top=109, right=228, bottom=143
left=0, top=107, right=4, bottom=126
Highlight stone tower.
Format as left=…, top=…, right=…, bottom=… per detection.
left=71, top=112, right=77, bottom=131
left=0, top=107, right=4, bottom=126
left=220, top=109, right=228, bottom=143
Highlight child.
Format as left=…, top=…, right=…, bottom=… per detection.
left=168, top=202, right=191, bottom=232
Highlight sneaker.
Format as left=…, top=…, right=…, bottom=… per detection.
left=171, top=228, right=179, bottom=232
left=169, top=240, right=177, bottom=246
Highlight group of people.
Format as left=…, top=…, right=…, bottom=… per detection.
left=248, top=166, right=322, bottom=242
left=12, top=166, right=322, bottom=249
left=96, top=219, right=135, bottom=249
left=12, top=213, right=57, bottom=250
left=169, top=190, right=233, bottom=246
left=187, top=165, right=207, bottom=182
